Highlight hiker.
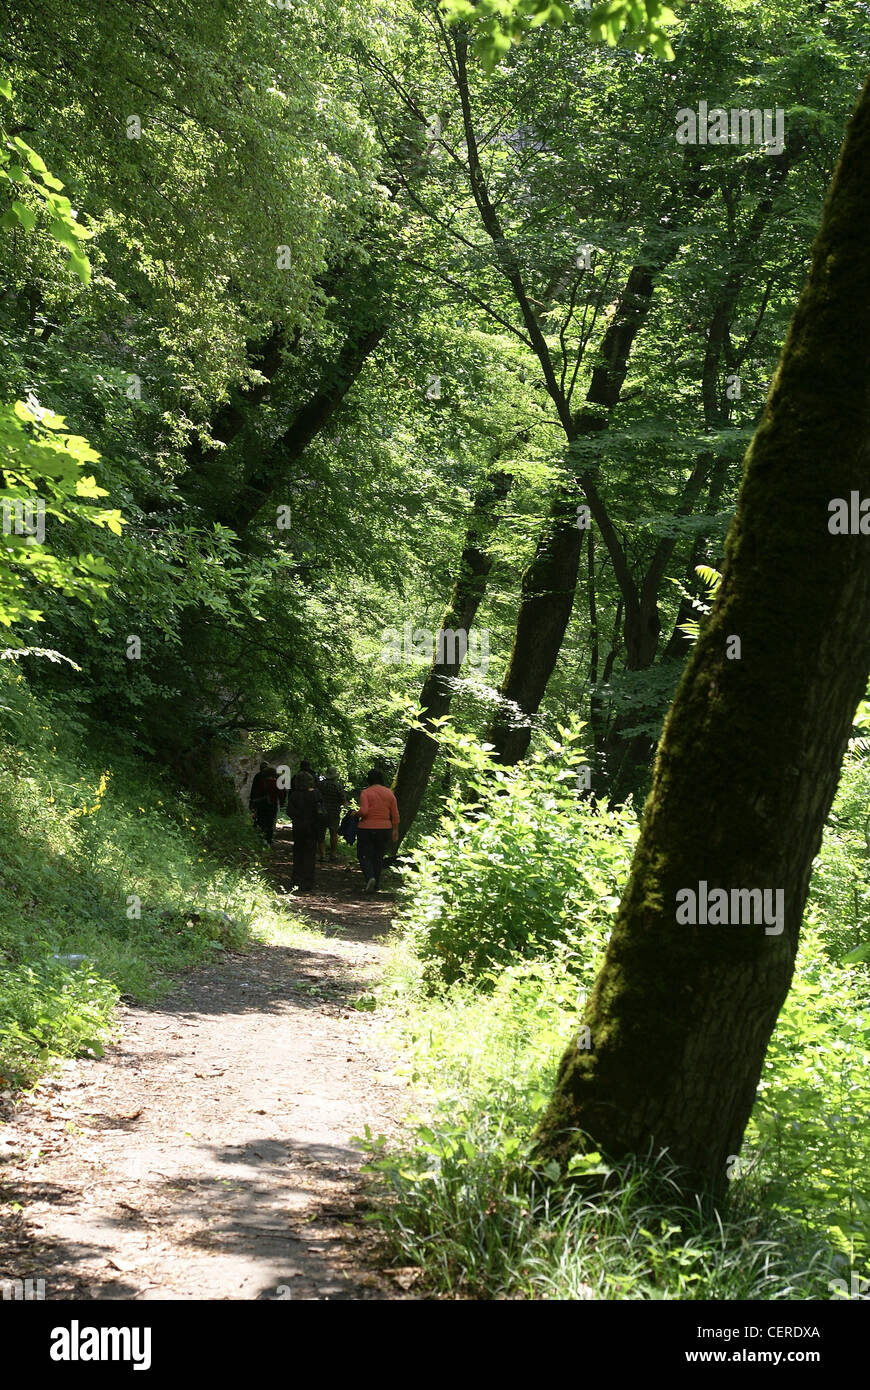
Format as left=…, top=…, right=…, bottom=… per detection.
left=316, top=766, right=346, bottom=861
left=285, top=771, right=325, bottom=890
left=356, top=768, right=399, bottom=894
left=249, top=761, right=284, bottom=846
left=290, top=758, right=316, bottom=793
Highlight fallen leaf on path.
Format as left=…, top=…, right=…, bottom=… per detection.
left=384, top=1266, right=422, bottom=1289
left=117, top=1201, right=158, bottom=1226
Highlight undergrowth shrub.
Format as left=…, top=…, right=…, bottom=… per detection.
left=395, top=721, right=638, bottom=988
left=356, top=1118, right=833, bottom=1300
left=374, top=733, right=870, bottom=1298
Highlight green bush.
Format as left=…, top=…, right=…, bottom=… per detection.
left=395, top=721, right=638, bottom=988
left=375, top=915, right=868, bottom=1297
left=806, top=754, right=870, bottom=966
left=739, top=754, right=870, bottom=1268
left=0, top=959, right=117, bottom=1076
left=745, top=921, right=870, bottom=1268
left=374, top=732, right=870, bottom=1298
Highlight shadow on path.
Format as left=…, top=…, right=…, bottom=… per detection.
left=0, top=824, right=414, bottom=1300
left=268, top=825, right=399, bottom=943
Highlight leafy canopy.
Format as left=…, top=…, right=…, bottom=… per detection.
left=439, top=0, right=680, bottom=67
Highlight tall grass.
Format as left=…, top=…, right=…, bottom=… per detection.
left=0, top=662, right=314, bottom=1086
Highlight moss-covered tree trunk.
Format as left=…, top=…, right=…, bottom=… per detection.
left=392, top=471, right=510, bottom=840
left=534, top=75, right=870, bottom=1188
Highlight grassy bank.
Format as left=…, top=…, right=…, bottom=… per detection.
left=359, top=736, right=870, bottom=1300
left=0, top=662, right=314, bottom=1088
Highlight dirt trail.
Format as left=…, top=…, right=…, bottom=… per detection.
left=0, top=829, right=412, bottom=1300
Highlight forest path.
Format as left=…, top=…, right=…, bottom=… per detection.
left=0, top=828, right=413, bottom=1300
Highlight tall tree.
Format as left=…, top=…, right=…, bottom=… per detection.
left=464, top=38, right=809, bottom=782
left=392, top=465, right=511, bottom=838
left=534, top=70, right=870, bottom=1187
left=393, top=4, right=827, bottom=799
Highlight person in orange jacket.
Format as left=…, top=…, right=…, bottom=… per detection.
left=356, top=768, right=399, bottom=894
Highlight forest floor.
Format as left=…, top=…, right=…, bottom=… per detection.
left=0, top=826, right=416, bottom=1300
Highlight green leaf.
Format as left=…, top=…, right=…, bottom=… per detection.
left=10, top=200, right=37, bottom=232
left=48, top=220, right=80, bottom=251
left=842, top=943, right=870, bottom=965
left=67, top=248, right=91, bottom=285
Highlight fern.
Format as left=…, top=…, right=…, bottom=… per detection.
left=670, top=565, right=723, bottom=643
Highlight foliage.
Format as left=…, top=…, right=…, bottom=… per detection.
left=0, top=89, right=121, bottom=632
left=368, top=736, right=870, bottom=1296
left=672, top=563, right=722, bottom=642
left=0, top=77, right=93, bottom=284
left=357, top=1122, right=831, bottom=1297
left=395, top=720, right=638, bottom=986
left=440, top=0, right=680, bottom=68
left=362, top=939, right=837, bottom=1296
left=747, top=922, right=870, bottom=1269
left=738, top=755, right=870, bottom=1269
left=1, top=0, right=864, bottom=779
left=0, top=664, right=317, bottom=1087
left=0, top=398, right=121, bottom=627
left=1, top=0, right=869, bottom=1303
left=847, top=697, right=870, bottom=760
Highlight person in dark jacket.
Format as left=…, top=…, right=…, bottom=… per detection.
left=290, top=758, right=316, bottom=793
left=249, top=761, right=284, bottom=845
left=285, top=771, right=322, bottom=890
left=318, top=766, right=346, bottom=862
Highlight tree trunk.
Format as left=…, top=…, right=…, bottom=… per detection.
left=487, top=250, right=678, bottom=762
left=392, top=470, right=511, bottom=839
left=534, top=73, right=870, bottom=1188
left=489, top=507, right=584, bottom=762
left=214, top=319, right=388, bottom=534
